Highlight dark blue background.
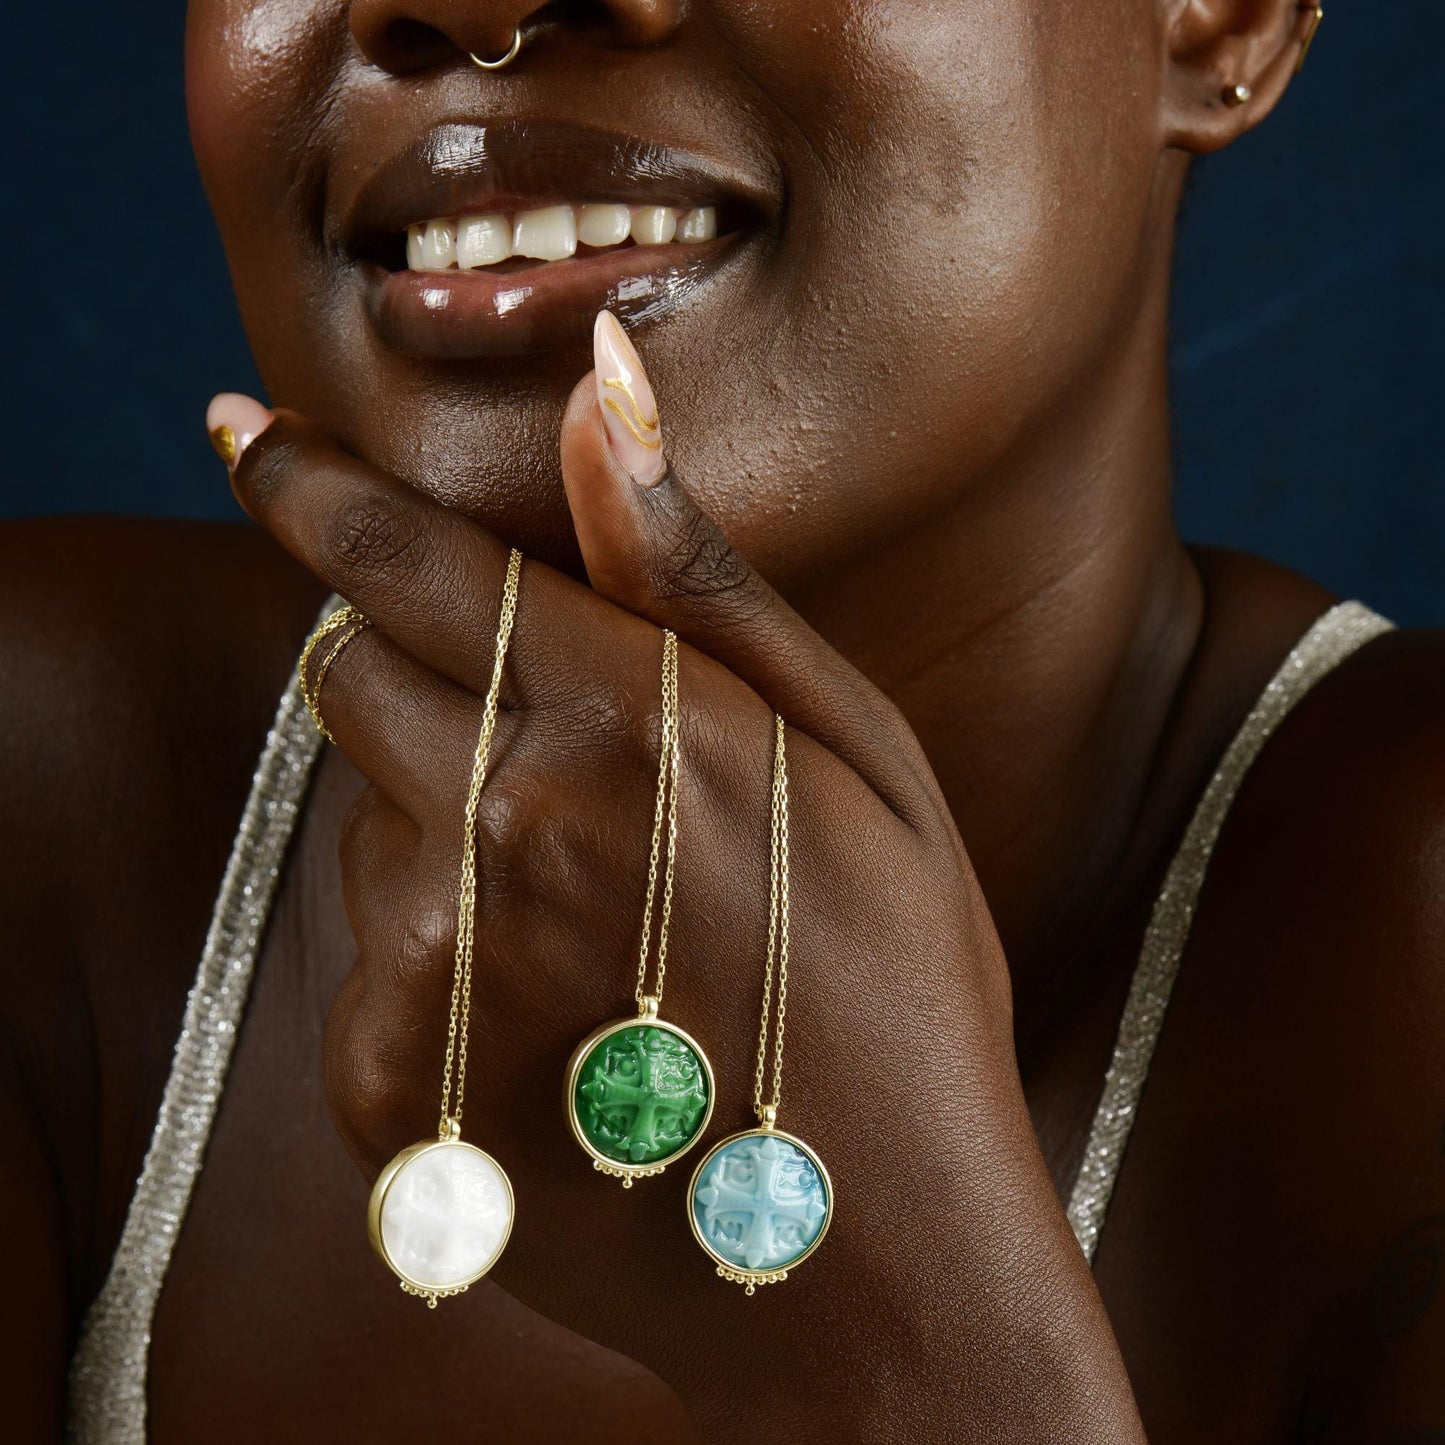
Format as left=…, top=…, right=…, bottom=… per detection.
left=4, top=8, right=1440, bottom=621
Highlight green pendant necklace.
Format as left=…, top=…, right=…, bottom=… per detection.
left=564, top=629, right=715, bottom=1185
left=687, top=714, right=833, bottom=1292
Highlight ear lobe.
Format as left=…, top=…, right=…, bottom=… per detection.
left=1162, top=0, right=1322, bottom=153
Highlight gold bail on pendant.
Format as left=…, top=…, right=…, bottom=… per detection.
left=639, top=994, right=661, bottom=1020
left=759, top=1105, right=778, bottom=1130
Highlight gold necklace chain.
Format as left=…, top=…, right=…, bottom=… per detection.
left=438, top=548, right=523, bottom=1136
left=634, top=628, right=680, bottom=1010
left=753, top=713, right=790, bottom=1121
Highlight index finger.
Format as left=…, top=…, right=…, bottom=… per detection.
left=214, top=395, right=613, bottom=700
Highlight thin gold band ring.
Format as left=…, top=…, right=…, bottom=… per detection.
left=300, top=604, right=372, bottom=743
left=470, top=27, right=524, bottom=71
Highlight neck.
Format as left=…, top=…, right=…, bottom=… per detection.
left=786, top=265, right=1202, bottom=1034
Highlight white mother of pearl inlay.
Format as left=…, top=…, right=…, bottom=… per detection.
left=374, top=1140, right=513, bottom=1292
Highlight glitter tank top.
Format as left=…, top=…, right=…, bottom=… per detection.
left=64, top=600, right=1394, bottom=1440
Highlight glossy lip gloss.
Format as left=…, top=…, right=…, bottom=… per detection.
left=366, top=238, right=734, bottom=359
left=342, top=120, right=774, bottom=359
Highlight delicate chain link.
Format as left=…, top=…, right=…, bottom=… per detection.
left=439, top=548, right=523, bottom=1135
left=753, top=714, right=790, bottom=1119
left=634, top=629, right=680, bottom=1009
left=652, top=633, right=681, bottom=1004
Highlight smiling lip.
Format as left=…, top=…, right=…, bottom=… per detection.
left=367, top=238, right=738, bottom=358
left=344, top=119, right=774, bottom=359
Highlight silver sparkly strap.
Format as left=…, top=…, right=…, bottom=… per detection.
left=65, top=601, right=337, bottom=1442
left=1066, top=601, right=1393, bottom=1262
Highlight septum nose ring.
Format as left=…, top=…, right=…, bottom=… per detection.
left=470, top=26, right=524, bottom=70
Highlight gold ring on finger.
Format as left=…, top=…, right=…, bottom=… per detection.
left=299, top=604, right=372, bottom=743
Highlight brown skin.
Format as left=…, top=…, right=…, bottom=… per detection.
left=4, top=1, right=1443, bottom=1442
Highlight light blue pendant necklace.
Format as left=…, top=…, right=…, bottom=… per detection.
left=686, top=714, right=833, bottom=1293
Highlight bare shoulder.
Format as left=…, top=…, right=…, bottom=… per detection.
left=0, top=518, right=325, bottom=967
left=0, top=515, right=325, bottom=755
left=1223, top=619, right=1445, bottom=1017
left=0, top=516, right=325, bottom=1306
left=1166, top=554, right=1443, bottom=1065
left=1134, top=616, right=1445, bottom=1433
left=0, top=515, right=326, bottom=862
left=1240, top=616, right=1445, bottom=1158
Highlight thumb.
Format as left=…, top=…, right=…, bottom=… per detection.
left=560, top=310, right=932, bottom=824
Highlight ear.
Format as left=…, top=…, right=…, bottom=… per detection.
left=1162, top=0, right=1323, bottom=153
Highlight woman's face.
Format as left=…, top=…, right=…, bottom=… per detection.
left=187, top=0, right=1171, bottom=582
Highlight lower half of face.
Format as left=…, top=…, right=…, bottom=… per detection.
left=187, top=0, right=1169, bottom=582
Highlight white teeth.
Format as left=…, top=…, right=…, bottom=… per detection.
left=513, top=204, right=577, bottom=261
left=421, top=218, right=457, bottom=269
left=678, top=206, right=716, bottom=243
left=630, top=205, right=678, bottom=246
left=405, top=201, right=721, bottom=271
left=458, top=213, right=511, bottom=269
left=577, top=202, right=632, bottom=248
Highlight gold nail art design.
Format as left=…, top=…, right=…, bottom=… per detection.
left=602, top=377, right=662, bottom=449
left=210, top=425, right=237, bottom=465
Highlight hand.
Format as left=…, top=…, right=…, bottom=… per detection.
left=215, top=312, right=1143, bottom=1441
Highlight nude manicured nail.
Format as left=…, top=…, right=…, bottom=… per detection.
left=206, top=392, right=273, bottom=468
left=593, top=310, right=665, bottom=486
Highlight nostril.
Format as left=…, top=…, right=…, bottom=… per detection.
left=350, top=2, right=559, bottom=77
left=359, top=19, right=456, bottom=74
left=350, top=0, right=681, bottom=78
left=383, top=18, right=450, bottom=53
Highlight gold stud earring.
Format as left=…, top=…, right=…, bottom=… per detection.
left=1224, top=83, right=1253, bottom=107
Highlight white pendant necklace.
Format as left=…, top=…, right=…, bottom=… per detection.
left=358, top=548, right=523, bottom=1307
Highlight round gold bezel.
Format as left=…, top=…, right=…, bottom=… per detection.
left=564, top=1013, right=716, bottom=1182
left=686, top=1126, right=834, bottom=1285
left=367, top=1136, right=515, bottom=1297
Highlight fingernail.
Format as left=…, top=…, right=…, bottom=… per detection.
left=206, top=392, right=273, bottom=469
left=593, top=310, right=665, bottom=486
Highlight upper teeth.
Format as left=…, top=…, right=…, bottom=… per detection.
left=406, top=203, right=717, bottom=272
